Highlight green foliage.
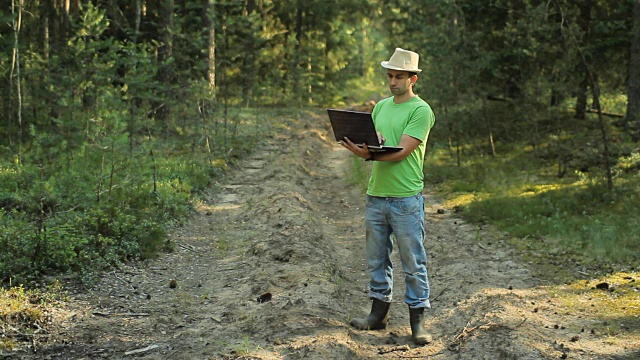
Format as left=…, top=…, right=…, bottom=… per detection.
left=464, top=181, right=640, bottom=265
left=425, top=144, right=640, bottom=269
left=0, top=282, right=65, bottom=350
left=346, top=156, right=371, bottom=194
left=0, top=103, right=291, bottom=286
left=0, top=150, right=192, bottom=284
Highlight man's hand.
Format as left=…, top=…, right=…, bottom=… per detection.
left=340, top=137, right=371, bottom=160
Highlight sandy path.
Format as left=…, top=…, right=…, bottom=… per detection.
left=10, top=110, right=638, bottom=360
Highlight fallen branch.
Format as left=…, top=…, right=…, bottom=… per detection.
left=448, top=317, right=528, bottom=352
left=432, top=287, right=449, bottom=302
left=378, top=345, right=409, bottom=354
left=4, top=331, right=49, bottom=339
left=586, top=108, right=624, bottom=118
left=397, top=351, right=445, bottom=359
left=177, top=242, right=197, bottom=252
left=449, top=320, right=496, bottom=352
left=92, top=311, right=150, bottom=317
left=124, top=344, right=159, bottom=356
left=111, top=271, right=135, bottom=291
left=2, top=323, right=49, bottom=340
left=514, top=317, right=528, bottom=329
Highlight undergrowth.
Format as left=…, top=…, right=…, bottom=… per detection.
left=0, top=281, right=66, bottom=351
left=0, top=107, right=297, bottom=287
left=546, top=272, right=640, bottom=334
left=346, top=156, right=371, bottom=194
left=424, top=141, right=640, bottom=274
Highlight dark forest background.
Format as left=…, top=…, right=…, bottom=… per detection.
left=2, top=0, right=639, bottom=285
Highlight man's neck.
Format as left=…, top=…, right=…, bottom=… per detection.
left=393, top=90, right=416, bottom=104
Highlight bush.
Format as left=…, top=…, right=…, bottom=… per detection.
left=0, top=146, right=209, bottom=284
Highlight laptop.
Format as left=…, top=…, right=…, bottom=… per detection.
left=326, top=108, right=403, bottom=153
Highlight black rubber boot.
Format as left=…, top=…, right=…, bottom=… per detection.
left=350, top=299, right=391, bottom=330
left=409, top=306, right=432, bottom=345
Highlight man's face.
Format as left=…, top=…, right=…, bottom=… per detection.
left=387, top=70, right=414, bottom=96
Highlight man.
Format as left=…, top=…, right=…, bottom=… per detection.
left=341, top=47, right=435, bottom=345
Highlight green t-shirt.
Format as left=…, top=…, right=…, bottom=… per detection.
left=367, top=96, right=435, bottom=197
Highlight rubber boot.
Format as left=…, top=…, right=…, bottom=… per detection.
left=350, top=299, right=391, bottom=330
left=409, top=306, right=432, bottom=345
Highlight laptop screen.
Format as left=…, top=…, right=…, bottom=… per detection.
left=326, top=109, right=380, bottom=146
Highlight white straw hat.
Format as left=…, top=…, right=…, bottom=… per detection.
left=381, top=48, right=422, bottom=73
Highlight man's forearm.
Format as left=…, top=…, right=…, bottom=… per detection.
left=372, top=134, right=421, bottom=162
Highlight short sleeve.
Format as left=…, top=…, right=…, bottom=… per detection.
left=403, top=105, right=435, bottom=142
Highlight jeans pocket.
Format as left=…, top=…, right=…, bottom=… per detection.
left=366, top=195, right=374, bottom=208
left=398, top=195, right=420, bottom=214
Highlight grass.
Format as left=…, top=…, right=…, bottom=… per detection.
left=230, top=334, right=266, bottom=357
left=424, top=144, right=640, bottom=275
left=0, top=282, right=65, bottom=350
left=323, top=261, right=344, bottom=285
left=543, top=271, right=640, bottom=335
left=0, top=106, right=310, bottom=286
left=346, top=156, right=371, bottom=194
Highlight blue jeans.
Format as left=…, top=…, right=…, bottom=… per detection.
left=364, top=193, right=431, bottom=309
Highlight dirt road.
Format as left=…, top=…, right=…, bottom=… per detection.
left=8, top=110, right=638, bottom=359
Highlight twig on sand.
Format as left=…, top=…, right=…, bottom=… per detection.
left=92, top=311, right=150, bottom=317
left=111, top=271, right=136, bottom=291
left=378, top=345, right=409, bottom=354
left=397, top=352, right=444, bottom=359
left=4, top=324, right=49, bottom=340
left=378, top=344, right=446, bottom=358
left=432, top=287, right=449, bottom=302
left=124, top=344, right=159, bottom=355
left=177, top=242, right=197, bottom=252
left=448, top=320, right=482, bottom=352
left=448, top=317, right=528, bottom=352
left=514, top=317, right=528, bottom=328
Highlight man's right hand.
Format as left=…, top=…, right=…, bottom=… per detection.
left=340, top=137, right=371, bottom=160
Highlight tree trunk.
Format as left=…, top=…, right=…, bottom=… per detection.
left=292, top=0, right=303, bottom=104
left=61, top=0, right=71, bottom=41
left=45, top=0, right=62, bottom=128
left=574, top=73, right=588, bottom=119
left=323, top=18, right=333, bottom=104
left=156, top=0, right=175, bottom=131
left=201, top=0, right=217, bottom=144
left=573, top=0, right=592, bottom=120
left=134, top=0, right=142, bottom=43
left=242, top=0, right=256, bottom=107
left=282, top=23, right=290, bottom=97
left=482, top=98, right=495, bottom=157
left=10, top=0, right=24, bottom=156
left=625, top=0, right=640, bottom=141
left=591, top=77, right=613, bottom=190
left=205, top=0, right=216, bottom=94
left=358, top=25, right=366, bottom=77
left=70, top=0, right=79, bottom=17
left=221, top=12, right=229, bottom=144
left=42, top=2, right=50, bottom=60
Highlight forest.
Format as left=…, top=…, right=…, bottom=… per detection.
left=1, top=0, right=639, bottom=285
